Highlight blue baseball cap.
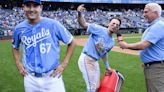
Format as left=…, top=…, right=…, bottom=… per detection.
left=23, top=0, right=41, bottom=4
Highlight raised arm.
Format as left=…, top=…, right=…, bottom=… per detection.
left=77, top=4, right=88, bottom=29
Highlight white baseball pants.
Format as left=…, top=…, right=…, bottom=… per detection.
left=78, top=53, right=100, bottom=92
left=24, top=70, right=65, bottom=92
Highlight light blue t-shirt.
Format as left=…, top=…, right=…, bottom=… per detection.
left=12, top=17, right=73, bottom=73
left=140, top=18, right=164, bottom=63
left=83, top=24, right=114, bottom=60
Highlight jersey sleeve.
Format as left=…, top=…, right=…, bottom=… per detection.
left=55, top=21, right=73, bottom=44
left=12, top=28, right=21, bottom=49
left=143, top=22, right=164, bottom=44
left=87, top=24, right=106, bottom=35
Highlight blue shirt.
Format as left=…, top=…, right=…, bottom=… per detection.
left=12, top=17, right=73, bottom=73
left=140, top=18, right=164, bottom=63
left=83, top=24, right=114, bottom=60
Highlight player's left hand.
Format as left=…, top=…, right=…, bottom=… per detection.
left=50, top=63, right=67, bottom=78
left=105, top=67, right=112, bottom=75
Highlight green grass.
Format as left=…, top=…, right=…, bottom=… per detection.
left=74, top=35, right=89, bottom=39
left=74, top=33, right=142, bottom=46
left=0, top=41, right=24, bottom=92
left=121, top=33, right=141, bottom=43
left=124, top=38, right=141, bottom=43
left=115, top=37, right=141, bottom=46
left=0, top=40, right=146, bottom=92
left=122, top=33, right=142, bottom=37
left=74, top=33, right=142, bottom=39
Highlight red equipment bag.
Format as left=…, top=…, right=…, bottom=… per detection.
left=98, top=69, right=124, bottom=92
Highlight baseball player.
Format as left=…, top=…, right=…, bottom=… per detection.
left=77, top=4, right=122, bottom=92
left=12, top=0, right=76, bottom=92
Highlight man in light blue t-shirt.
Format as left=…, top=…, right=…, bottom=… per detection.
left=77, top=4, right=122, bottom=92
left=119, top=3, right=164, bottom=92
left=12, top=0, right=76, bottom=92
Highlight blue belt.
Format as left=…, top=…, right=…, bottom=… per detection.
left=30, top=72, right=47, bottom=77
left=83, top=52, right=98, bottom=61
left=144, top=60, right=164, bottom=66
left=28, top=70, right=54, bottom=77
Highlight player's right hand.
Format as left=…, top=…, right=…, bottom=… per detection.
left=77, top=4, right=86, bottom=12
left=16, top=62, right=27, bottom=76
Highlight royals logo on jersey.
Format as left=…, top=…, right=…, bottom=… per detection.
left=95, top=38, right=112, bottom=57
left=21, top=28, right=51, bottom=49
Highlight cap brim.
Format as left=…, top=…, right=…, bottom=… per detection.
left=23, top=1, right=41, bottom=5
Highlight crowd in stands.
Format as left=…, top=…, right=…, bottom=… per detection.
left=0, top=7, right=164, bottom=35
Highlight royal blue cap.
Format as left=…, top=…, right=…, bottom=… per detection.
left=23, top=0, right=41, bottom=4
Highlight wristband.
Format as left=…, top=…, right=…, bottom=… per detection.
left=117, top=33, right=123, bottom=42
left=118, top=40, right=123, bottom=42
left=116, top=32, right=122, bottom=37
left=103, top=61, right=110, bottom=68
left=78, top=11, right=82, bottom=16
